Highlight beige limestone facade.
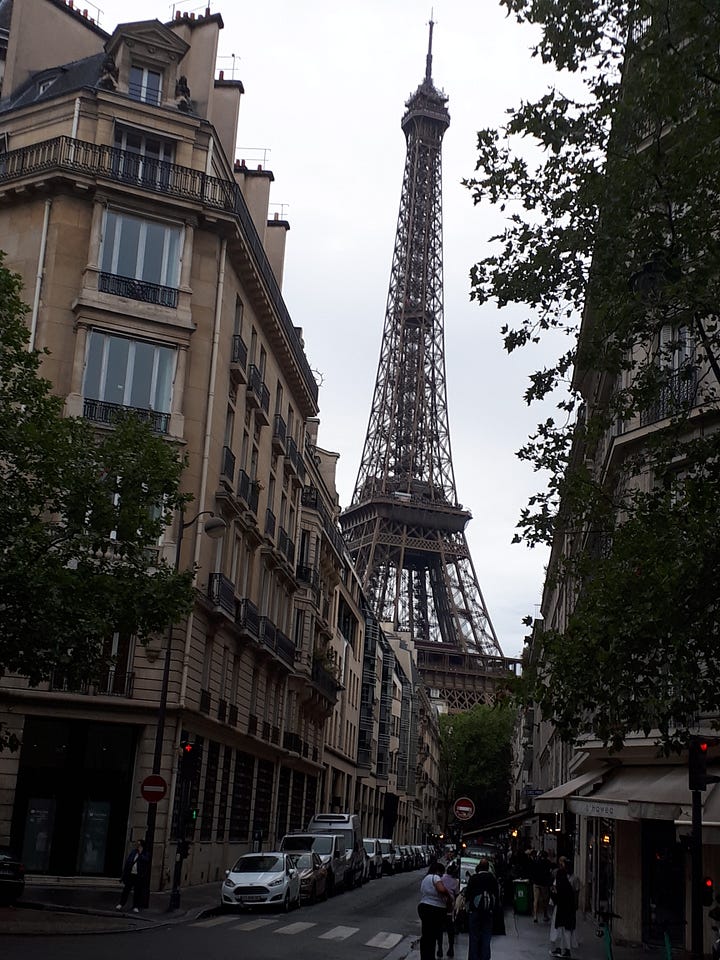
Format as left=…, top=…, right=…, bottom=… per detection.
left=0, top=0, right=439, bottom=890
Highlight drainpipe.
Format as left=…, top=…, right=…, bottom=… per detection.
left=29, top=199, right=52, bottom=351
left=179, top=236, right=227, bottom=706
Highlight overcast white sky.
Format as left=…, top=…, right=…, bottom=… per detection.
left=96, top=0, right=563, bottom=658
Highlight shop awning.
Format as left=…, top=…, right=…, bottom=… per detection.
left=534, top=767, right=608, bottom=814
left=564, top=764, right=720, bottom=822
left=463, top=807, right=535, bottom=837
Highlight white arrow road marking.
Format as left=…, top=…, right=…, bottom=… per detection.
left=319, top=926, right=360, bottom=940
left=365, top=932, right=404, bottom=949
left=275, top=921, right=317, bottom=935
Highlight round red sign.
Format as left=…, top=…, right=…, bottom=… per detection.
left=453, top=796, right=475, bottom=821
left=141, top=774, right=168, bottom=804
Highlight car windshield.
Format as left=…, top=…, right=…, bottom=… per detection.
left=379, top=841, right=391, bottom=854
left=363, top=841, right=375, bottom=854
left=296, top=853, right=313, bottom=870
left=232, top=855, right=282, bottom=874
left=282, top=837, right=314, bottom=851
left=311, top=836, right=333, bottom=855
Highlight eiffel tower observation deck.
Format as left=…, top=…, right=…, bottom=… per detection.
left=340, top=22, right=520, bottom=711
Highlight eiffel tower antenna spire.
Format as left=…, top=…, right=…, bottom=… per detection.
left=425, top=13, right=435, bottom=82
left=341, top=24, right=519, bottom=710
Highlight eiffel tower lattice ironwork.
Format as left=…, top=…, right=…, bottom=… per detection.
left=340, top=22, right=519, bottom=710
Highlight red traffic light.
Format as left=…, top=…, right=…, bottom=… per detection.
left=701, top=742, right=709, bottom=752
left=182, top=742, right=194, bottom=753
left=703, top=876, right=715, bottom=906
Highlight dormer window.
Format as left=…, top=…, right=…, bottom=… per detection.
left=129, top=66, right=161, bottom=105
left=38, top=78, right=56, bottom=96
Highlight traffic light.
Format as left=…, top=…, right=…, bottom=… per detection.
left=689, top=736, right=709, bottom=791
left=179, top=740, right=200, bottom=780
left=702, top=877, right=714, bottom=907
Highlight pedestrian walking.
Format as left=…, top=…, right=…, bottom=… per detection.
left=531, top=850, right=553, bottom=922
left=465, top=858, right=500, bottom=960
left=116, top=839, right=149, bottom=912
left=549, top=864, right=577, bottom=959
left=437, top=862, right=459, bottom=958
left=418, top=861, right=451, bottom=960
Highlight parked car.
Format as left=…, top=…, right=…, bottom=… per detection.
left=307, top=812, right=364, bottom=890
left=378, top=838, right=396, bottom=875
left=280, top=832, right=347, bottom=895
left=0, top=847, right=24, bottom=905
left=221, top=851, right=300, bottom=912
left=363, top=838, right=383, bottom=880
left=295, top=850, right=328, bottom=903
left=413, top=845, right=427, bottom=868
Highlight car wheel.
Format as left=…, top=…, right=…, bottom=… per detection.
left=309, top=883, right=317, bottom=905
left=282, top=890, right=291, bottom=913
left=327, top=872, right=335, bottom=897
left=295, top=889, right=301, bottom=909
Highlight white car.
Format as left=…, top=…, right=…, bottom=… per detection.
left=221, top=851, right=301, bottom=911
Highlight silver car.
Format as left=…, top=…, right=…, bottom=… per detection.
left=221, top=851, right=301, bottom=911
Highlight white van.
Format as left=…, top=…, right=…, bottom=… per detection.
left=306, top=813, right=364, bottom=889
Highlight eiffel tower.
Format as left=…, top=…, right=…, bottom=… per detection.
left=340, top=22, right=520, bottom=711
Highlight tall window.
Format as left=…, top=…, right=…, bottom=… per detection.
left=101, top=210, right=182, bottom=290
left=83, top=331, right=175, bottom=419
left=129, top=65, right=161, bottom=104
left=113, top=127, right=174, bottom=189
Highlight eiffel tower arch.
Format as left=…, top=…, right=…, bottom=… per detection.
left=340, top=22, right=520, bottom=711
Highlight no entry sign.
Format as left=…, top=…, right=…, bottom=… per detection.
left=453, top=796, right=475, bottom=821
left=141, top=774, right=168, bottom=804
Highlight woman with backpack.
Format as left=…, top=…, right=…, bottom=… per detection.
left=465, top=859, right=500, bottom=960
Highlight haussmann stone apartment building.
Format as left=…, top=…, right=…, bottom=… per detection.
left=0, top=0, right=441, bottom=890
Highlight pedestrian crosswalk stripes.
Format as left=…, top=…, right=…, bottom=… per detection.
left=193, top=915, right=239, bottom=928
left=234, top=918, right=278, bottom=930
left=318, top=925, right=360, bottom=940
left=365, top=932, right=404, bottom=949
left=191, top=915, right=408, bottom=948
left=276, top=921, right=317, bottom=935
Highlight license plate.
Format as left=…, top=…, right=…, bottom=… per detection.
left=0, top=869, right=14, bottom=876
left=240, top=895, right=264, bottom=902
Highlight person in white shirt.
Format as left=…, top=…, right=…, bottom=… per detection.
left=418, top=861, right=451, bottom=960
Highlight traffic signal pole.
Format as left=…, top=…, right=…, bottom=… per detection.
left=691, top=788, right=703, bottom=960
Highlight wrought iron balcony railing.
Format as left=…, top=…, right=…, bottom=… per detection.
left=296, top=564, right=319, bottom=589
left=220, top=445, right=236, bottom=484
left=98, top=271, right=178, bottom=308
left=275, top=629, right=296, bottom=668
left=208, top=572, right=236, bottom=616
left=247, top=364, right=271, bottom=415
left=237, top=469, right=260, bottom=515
left=236, top=597, right=260, bottom=639
left=265, top=508, right=276, bottom=539
left=273, top=414, right=287, bottom=452
left=640, top=368, right=698, bottom=427
left=231, top=334, right=248, bottom=369
left=83, top=398, right=170, bottom=434
left=0, top=135, right=317, bottom=405
left=312, top=660, right=340, bottom=701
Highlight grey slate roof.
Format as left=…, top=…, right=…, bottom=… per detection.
left=0, top=52, right=106, bottom=114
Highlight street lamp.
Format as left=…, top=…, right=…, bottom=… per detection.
left=144, top=507, right=226, bottom=910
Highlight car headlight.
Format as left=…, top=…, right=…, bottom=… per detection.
left=223, top=879, right=236, bottom=889
left=268, top=876, right=284, bottom=886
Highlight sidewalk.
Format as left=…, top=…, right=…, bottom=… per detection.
left=0, top=877, right=219, bottom=936
left=404, top=911, right=666, bottom=960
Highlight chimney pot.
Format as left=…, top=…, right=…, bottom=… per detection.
left=68, top=0, right=73, bottom=7
left=206, top=6, right=211, bottom=14
left=190, top=11, right=195, bottom=18
left=82, top=8, right=88, bottom=16
left=257, top=165, right=262, bottom=171
left=175, top=10, right=181, bottom=18
left=274, top=212, right=279, bottom=220
left=219, top=70, right=224, bottom=79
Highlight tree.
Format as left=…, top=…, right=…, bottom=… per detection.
left=438, top=705, right=515, bottom=831
left=466, top=2, right=720, bottom=749
left=0, top=257, right=194, bottom=744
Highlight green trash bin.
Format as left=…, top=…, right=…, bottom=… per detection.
left=513, top=878, right=531, bottom=915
